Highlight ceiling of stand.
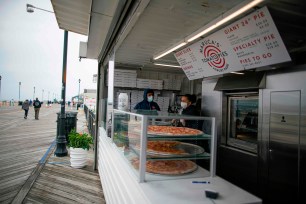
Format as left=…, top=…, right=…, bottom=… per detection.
left=51, top=0, right=306, bottom=72
left=51, top=0, right=124, bottom=59
left=115, top=0, right=247, bottom=70
left=114, top=0, right=306, bottom=71
left=51, top=0, right=91, bottom=35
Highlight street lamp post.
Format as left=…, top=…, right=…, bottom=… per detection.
left=19, top=82, right=21, bottom=101
left=26, top=4, right=68, bottom=156
left=55, top=30, right=69, bottom=156
left=26, top=4, right=54, bottom=13
left=0, top=75, right=2, bottom=102
left=33, top=86, right=35, bottom=100
left=78, top=79, right=81, bottom=104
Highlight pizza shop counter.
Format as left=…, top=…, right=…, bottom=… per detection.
left=98, top=127, right=262, bottom=204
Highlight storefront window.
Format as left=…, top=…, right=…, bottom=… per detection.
left=227, top=95, right=258, bottom=153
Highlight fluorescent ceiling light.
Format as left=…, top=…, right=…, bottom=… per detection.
left=154, top=63, right=181, bottom=68
left=152, top=0, right=263, bottom=60
left=188, top=0, right=263, bottom=42
left=187, top=24, right=218, bottom=42
left=153, top=42, right=187, bottom=60
left=230, top=71, right=244, bottom=75
left=215, top=0, right=264, bottom=27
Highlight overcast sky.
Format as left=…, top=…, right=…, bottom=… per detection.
left=0, top=0, right=98, bottom=101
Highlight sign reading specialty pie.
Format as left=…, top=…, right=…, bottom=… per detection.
left=174, top=6, right=291, bottom=80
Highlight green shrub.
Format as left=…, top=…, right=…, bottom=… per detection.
left=67, top=129, right=93, bottom=150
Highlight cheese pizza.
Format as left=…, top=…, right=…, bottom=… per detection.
left=132, top=159, right=197, bottom=175
left=136, top=141, right=187, bottom=155
left=148, top=125, right=203, bottom=136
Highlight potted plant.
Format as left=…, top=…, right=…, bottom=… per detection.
left=68, top=129, right=93, bottom=168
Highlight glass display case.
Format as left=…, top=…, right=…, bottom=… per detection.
left=112, top=109, right=216, bottom=182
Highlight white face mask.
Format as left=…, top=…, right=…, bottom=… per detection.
left=181, top=102, right=188, bottom=109
left=147, top=96, right=153, bottom=102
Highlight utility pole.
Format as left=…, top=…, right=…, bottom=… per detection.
left=0, top=76, right=2, bottom=101
left=19, top=82, right=21, bottom=101
left=78, top=79, right=81, bottom=104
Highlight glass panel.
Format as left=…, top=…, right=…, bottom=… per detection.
left=145, top=118, right=211, bottom=181
left=113, top=110, right=142, bottom=178
left=227, top=96, right=258, bottom=153
left=113, top=110, right=216, bottom=182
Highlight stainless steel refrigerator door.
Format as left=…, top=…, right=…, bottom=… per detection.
left=268, top=91, right=300, bottom=203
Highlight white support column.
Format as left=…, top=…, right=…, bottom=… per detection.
left=108, top=55, right=114, bottom=105
left=106, top=53, right=115, bottom=129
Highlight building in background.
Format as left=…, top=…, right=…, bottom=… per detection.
left=72, top=89, right=96, bottom=110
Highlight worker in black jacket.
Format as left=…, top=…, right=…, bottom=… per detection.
left=181, top=94, right=209, bottom=168
left=134, top=89, right=160, bottom=111
left=180, top=94, right=199, bottom=129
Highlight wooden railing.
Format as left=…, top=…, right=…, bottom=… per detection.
left=84, top=105, right=96, bottom=141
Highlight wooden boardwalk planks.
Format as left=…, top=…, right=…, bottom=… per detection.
left=0, top=105, right=105, bottom=204
left=0, top=105, right=58, bottom=204
left=24, top=164, right=105, bottom=204
left=23, top=108, right=105, bottom=204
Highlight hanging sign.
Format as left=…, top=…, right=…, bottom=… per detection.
left=174, top=6, right=291, bottom=80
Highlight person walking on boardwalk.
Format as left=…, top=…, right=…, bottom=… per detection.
left=10, top=99, right=14, bottom=106
left=33, top=97, right=42, bottom=120
left=21, top=99, right=30, bottom=119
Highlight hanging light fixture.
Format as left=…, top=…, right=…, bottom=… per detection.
left=26, top=4, right=34, bottom=13
left=153, top=42, right=187, bottom=60
left=154, top=63, right=181, bottom=68
left=153, top=0, right=264, bottom=60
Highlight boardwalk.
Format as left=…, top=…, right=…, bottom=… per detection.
left=0, top=104, right=105, bottom=204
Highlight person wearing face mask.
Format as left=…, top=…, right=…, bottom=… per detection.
left=179, top=94, right=199, bottom=129
left=180, top=94, right=209, bottom=170
left=134, top=89, right=161, bottom=111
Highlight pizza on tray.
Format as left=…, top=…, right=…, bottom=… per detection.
left=136, top=141, right=187, bottom=155
left=147, top=125, right=203, bottom=136
left=131, top=159, right=197, bottom=175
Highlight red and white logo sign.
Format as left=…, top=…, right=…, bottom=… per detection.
left=200, top=40, right=229, bottom=72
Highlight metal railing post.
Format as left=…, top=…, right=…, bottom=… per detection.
left=210, top=117, right=217, bottom=177
left=139, top=116, right=148, bottom=183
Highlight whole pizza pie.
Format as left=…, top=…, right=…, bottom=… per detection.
left=148, top=141, right=185, bottom=154
left=132, top=159, right=197, bottom=175
left=135, top=141, right=187, bottom=155
left=148, top=125, right=203, bottom=136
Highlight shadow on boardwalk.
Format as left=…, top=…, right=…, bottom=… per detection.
left=0, top=105, right=105, bottom=204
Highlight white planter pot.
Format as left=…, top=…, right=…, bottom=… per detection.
left=70, top=147, right=88, bottom=168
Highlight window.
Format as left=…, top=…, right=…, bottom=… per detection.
left=227, top=94, right=258, bottom=153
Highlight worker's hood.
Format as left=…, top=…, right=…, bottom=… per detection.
left=143, top=89, right=154, bottom=101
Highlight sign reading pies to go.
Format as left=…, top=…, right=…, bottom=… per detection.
left=174, top=6, right=291, bottom=80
